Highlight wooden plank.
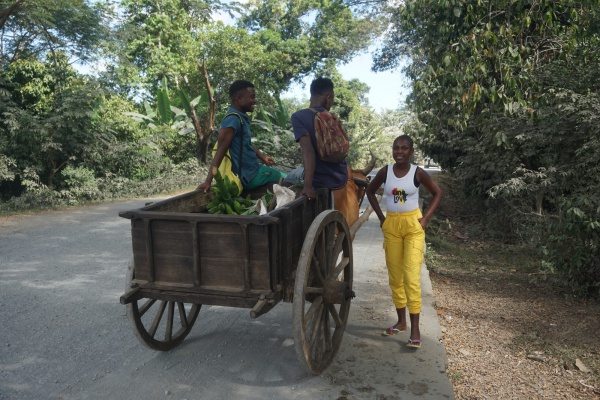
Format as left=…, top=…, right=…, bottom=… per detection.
left=247, top=224, right=271, bottom=291
left=200, top=256, right=245, bottom=288
left=153, top=253, right=195, bottom=283
left=192, top=221, right=201, bottom=287
left=131, top=288, right=283, bottom=309
left=144, top=219, right=155, bottom=283
left=151, top=220, right=194, bottom=256
left=241, top=223, right=251, bottom=291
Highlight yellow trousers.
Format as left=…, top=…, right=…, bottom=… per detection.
left=382, top=209, right=425, bottom=314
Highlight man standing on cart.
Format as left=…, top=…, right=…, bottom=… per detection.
left=290, top=77, right=348, bottom=201
left=198, top=80, right=285, bottom=192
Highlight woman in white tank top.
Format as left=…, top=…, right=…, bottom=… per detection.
left=365, top=135, right=443, bottom=348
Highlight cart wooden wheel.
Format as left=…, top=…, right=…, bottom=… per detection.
left=125, top=260, right=201, bottom=351
left=293, top=210, right=354, bottom=374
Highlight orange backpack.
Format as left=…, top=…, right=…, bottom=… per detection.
left=309, top=108, right=350, bottom=164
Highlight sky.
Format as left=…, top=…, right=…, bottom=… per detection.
left=282, top=52, right=410, bottom=112
left=334, top=53, right=410, bottom=112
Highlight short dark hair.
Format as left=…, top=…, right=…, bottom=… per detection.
left=310, top=77, right=334, bottom=96
left=394, top=134, right=414, bottom=149
left=229, top=80, right=254, bottom=99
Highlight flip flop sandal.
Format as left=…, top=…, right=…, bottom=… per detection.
left=382, top=326, right=404, bottom=336
left=407, top=339, right=421, bottom=348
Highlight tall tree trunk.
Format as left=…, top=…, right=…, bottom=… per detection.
left=197, top=61, right=216, bottom=163
left=535, top=192, right=544, bottom=215
left=188, top=101, right=204, bottom=163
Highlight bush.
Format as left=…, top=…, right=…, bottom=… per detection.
left=543, top=198, right=600, bottom=298
left=60, top=165, right=101, bottom=203
left=0, top=159, right=208, bottom=213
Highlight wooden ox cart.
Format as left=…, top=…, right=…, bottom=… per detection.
left=119, top=187, right=374, bottom=374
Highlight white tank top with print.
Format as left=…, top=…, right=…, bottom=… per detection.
left=384, top=164, right=419, bottom=212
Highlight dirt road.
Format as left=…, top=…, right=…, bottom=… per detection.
left=0, top=199, right=453, bottom=400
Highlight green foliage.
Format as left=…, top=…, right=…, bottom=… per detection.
left=106, top=0, right=217, bottom=95
left=544, top=195, right=600, bottom=298
left=124, top=77, right=211, bottom=165
left=0, top=158, right=206, bottom=213
left=377, top=0, right=600, bottom=296
left=59, top=165, right=101, bottom=203
left=197, top=23, right=292, bottom=106
left=0, top=154, right=16, bottom=182
left=376, top=0, right=600, bottom=167
left=239, top=0, right=378, bottom=89
left=0, top=0, right=108, bottom=67
left=0, top=57, right=108, bottom=189
left=156, top=77, right=172, bottom=124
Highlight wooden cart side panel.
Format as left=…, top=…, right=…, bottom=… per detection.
left=131, top=218, right=272, bottom=292
left=152, top=219, right=195, bottom=284
left=196, top=221, right=245, bottom=289
left=131, top=219, right=150, bottom=281
left=247, top=224, right=272, bottom=291
left=196, top=222, right=271, bottom=291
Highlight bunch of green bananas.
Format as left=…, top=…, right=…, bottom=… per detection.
left=206, top=170, right=256, bottom=215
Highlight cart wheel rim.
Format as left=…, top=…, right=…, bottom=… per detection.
left=292, top=210, right=353, bottom=374
left=125, top=259, right=201, bottom=351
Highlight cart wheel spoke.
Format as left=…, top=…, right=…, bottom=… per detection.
left=309, top=254, right=324, bottom=286
left=324, top=309, right=333, bottom=351
left=165, top=301, right=175, bottom=341
left=317, top=233, right=327, bottom=280
left=327, top=303, right=343, bottom=327
left=330, top=231, right=346, bottom=273
left=148, top=300, right=167, bottom=338
left=293, top=210, right=353, bottom=375
left=177, top=302, right=189, bottom=329
left=308, top=305, right=325, bottom=359
left=323, top=223, right=336, bottom=272
left=125, top=260, right=201, bottom=351
left=332, top=256, right=350, bottom=281
left=316, top=310, right=328, bottom=363
left=304, top=296, right=323, bottom=323
left=138, top=298, right=157, bottom=317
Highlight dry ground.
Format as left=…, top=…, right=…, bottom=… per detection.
left=425, top=174, right=600, bottom=399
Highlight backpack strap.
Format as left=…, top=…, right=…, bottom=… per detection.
left=222, top=112, right=244, bottom=177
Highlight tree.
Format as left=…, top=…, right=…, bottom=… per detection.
left=102, top=0, right=229, bottom=98
left=375, top=0, right=600, bottom=295
left=196, top=23, right=291, bottom=107
left=375, top=0, right=600, bottom=170
left=238, top=0, right=379, bottom=91
left=0, top=0, right=108, bottom=66
left=1, top=56, right=107, bottom=189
